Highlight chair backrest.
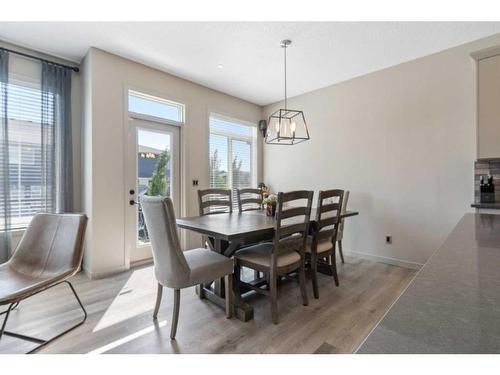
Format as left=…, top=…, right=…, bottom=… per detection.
left=237, top=188, right=263, bottom=212
left=313, top=189, right=344, bottom=245
left=198, top=189, right=232, bottom=216
left=9, top=213, right=87, bottom=279
left=273, top=190, right=314, bottom=257
left=337, top=190, right=349, bottom=241
left=140, top=196, right=190, bottom=288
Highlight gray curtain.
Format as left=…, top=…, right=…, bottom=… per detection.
left=0, top=50, right=10, bottom=263
left=41, top=62, right=73, bottom=213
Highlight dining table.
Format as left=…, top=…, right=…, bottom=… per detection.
left=177, top=208, right=359, bottom=321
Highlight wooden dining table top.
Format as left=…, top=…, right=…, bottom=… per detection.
left=177, top=209, right=359, bottom=242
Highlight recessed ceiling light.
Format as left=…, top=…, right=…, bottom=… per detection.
left=217, top=64, right=224, bottom=69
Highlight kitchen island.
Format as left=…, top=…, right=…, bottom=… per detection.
left=357, top=213, right=500, bottom=353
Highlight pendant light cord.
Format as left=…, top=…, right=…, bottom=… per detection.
left=284, top=44, right=287, bottom=110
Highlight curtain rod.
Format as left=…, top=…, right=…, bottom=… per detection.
left=0, top=47, right=79, bottom=73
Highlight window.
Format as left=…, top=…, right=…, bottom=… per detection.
left=209, top=114, right=257, bottom=204
left=0, top=80, right=55, bottom=230
left=128, top=90, right=184, bottom=124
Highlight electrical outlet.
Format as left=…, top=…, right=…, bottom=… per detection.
left=192, top=179, right=199, bottom=186
left=386, top=236, right=392, bottom=244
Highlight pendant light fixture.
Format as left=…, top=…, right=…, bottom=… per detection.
left=265, top=39, right=310, bottom=145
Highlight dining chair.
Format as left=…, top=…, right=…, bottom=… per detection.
left=198, top=188, right=232, bottom=216
left=336, top=190, right=350, bottom=264
left=140, top=196, right=234, bottom=339
left=307, top=189, right=344, bottom=299
left=0, top=213, right=88, bottom=354
left=198, top=188, right=233, bottom=252
left=237, top=188, right=263, bottom=212
left=233, top=190, right=313, bottom=324
left=236, top=188, right=265, bottom=280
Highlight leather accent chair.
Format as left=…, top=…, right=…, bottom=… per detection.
left=140, top=196, right=234, bottom=340
left=233, top=190, right=313, bottom=324
left=0, top=213, right=88, bottom=353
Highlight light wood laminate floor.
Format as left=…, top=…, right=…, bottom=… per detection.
left=0, top=256, right=416, bottom=354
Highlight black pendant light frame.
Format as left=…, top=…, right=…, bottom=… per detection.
left=266, top=109, right=310, bottom=145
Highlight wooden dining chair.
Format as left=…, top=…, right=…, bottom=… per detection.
left=336, top=190, right=350, bottom=264
left=237, top=188, right=263, bottom=212
left=307, top=189, right=344, bottom=299
left=236, top=188, right=265, bottom=280
left=141, top=196, right=234, bottom=339
left=197, top=188, right=232, bottom=253
left=198, top=189, right=233, bottom=216
left=234, top=190, right=313, bottom=324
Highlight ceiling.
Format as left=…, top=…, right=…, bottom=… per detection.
left=1, top=22, right=500, bottom=106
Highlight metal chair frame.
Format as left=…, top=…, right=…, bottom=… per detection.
left=0, top=280, right=87, bottom=354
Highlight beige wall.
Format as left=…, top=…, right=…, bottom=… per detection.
left=477, top=54, right=500, bottom=159
left=82, top=48, right=262, bottom=277
left=263, top=34, right=500, bottom=267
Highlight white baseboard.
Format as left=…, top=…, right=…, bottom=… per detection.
left=82, top=264, right=129, bottom=280
left=345, top=250, right=423, bottom=270
left=130, top=258, right=154, bottom=268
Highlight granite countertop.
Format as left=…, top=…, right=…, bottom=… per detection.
left=471, top=202, right=500, bottom=209
left=357, top=213, right=500, bottom=354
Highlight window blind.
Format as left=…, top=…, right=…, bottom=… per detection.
left=0, top=81, right=55, bottom=230
left=209, top=115, right=256, bottom=207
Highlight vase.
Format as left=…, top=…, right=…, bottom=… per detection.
left=266, top=204, right=276, bottom=217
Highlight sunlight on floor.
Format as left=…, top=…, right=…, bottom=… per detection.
left=88, top=320, right=167, bottom=354
left=93, top=266, right=157, bottom=332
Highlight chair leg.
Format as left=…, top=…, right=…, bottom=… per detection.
left=311, top=252, right=319, bottom=299
left=270, top=269, right=278, bottom=324
left=153, top=283, right=163, bottom=319
left=298, top=260, right=309, bottom=306
left=0, top=301, right=19, bottom=317
left=224, top=274, right=233, bottom=318
left=0, top=302, right=15, bottom=339
left=197, top=284, right=205, bottom=300
left=234, top=263, right=242, bottom=295
left=170, top=289, right=181, bottom=340
left=338, top=240, right=345, bottom=264
left=331, top=245, right=340, bottom=287
left=1, top=281, right=87, bottom=354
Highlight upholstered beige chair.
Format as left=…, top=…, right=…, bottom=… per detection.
left=0, top=213, right=88, bottom=353
left=140, top=196, right=234, bottom=339
left=306, top=190, right=344, bottom=298
left=336, top=190, right=349, bottom=264
left=233, top=190, right=313, bottom=324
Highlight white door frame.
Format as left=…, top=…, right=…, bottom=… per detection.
left=124, top=116, right=181, bottom=265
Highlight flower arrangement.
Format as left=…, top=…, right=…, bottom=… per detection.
left=258, top=182, right=270, bottom=199
left=263, top=194, right=277, bottom=217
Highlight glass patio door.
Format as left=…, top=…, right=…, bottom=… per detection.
left=125, top=118, right=180, bottom=264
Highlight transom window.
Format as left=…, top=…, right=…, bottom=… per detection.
left=128, top=90, right=184, bottom=124
left=209, top=114, right=257, bottom=204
